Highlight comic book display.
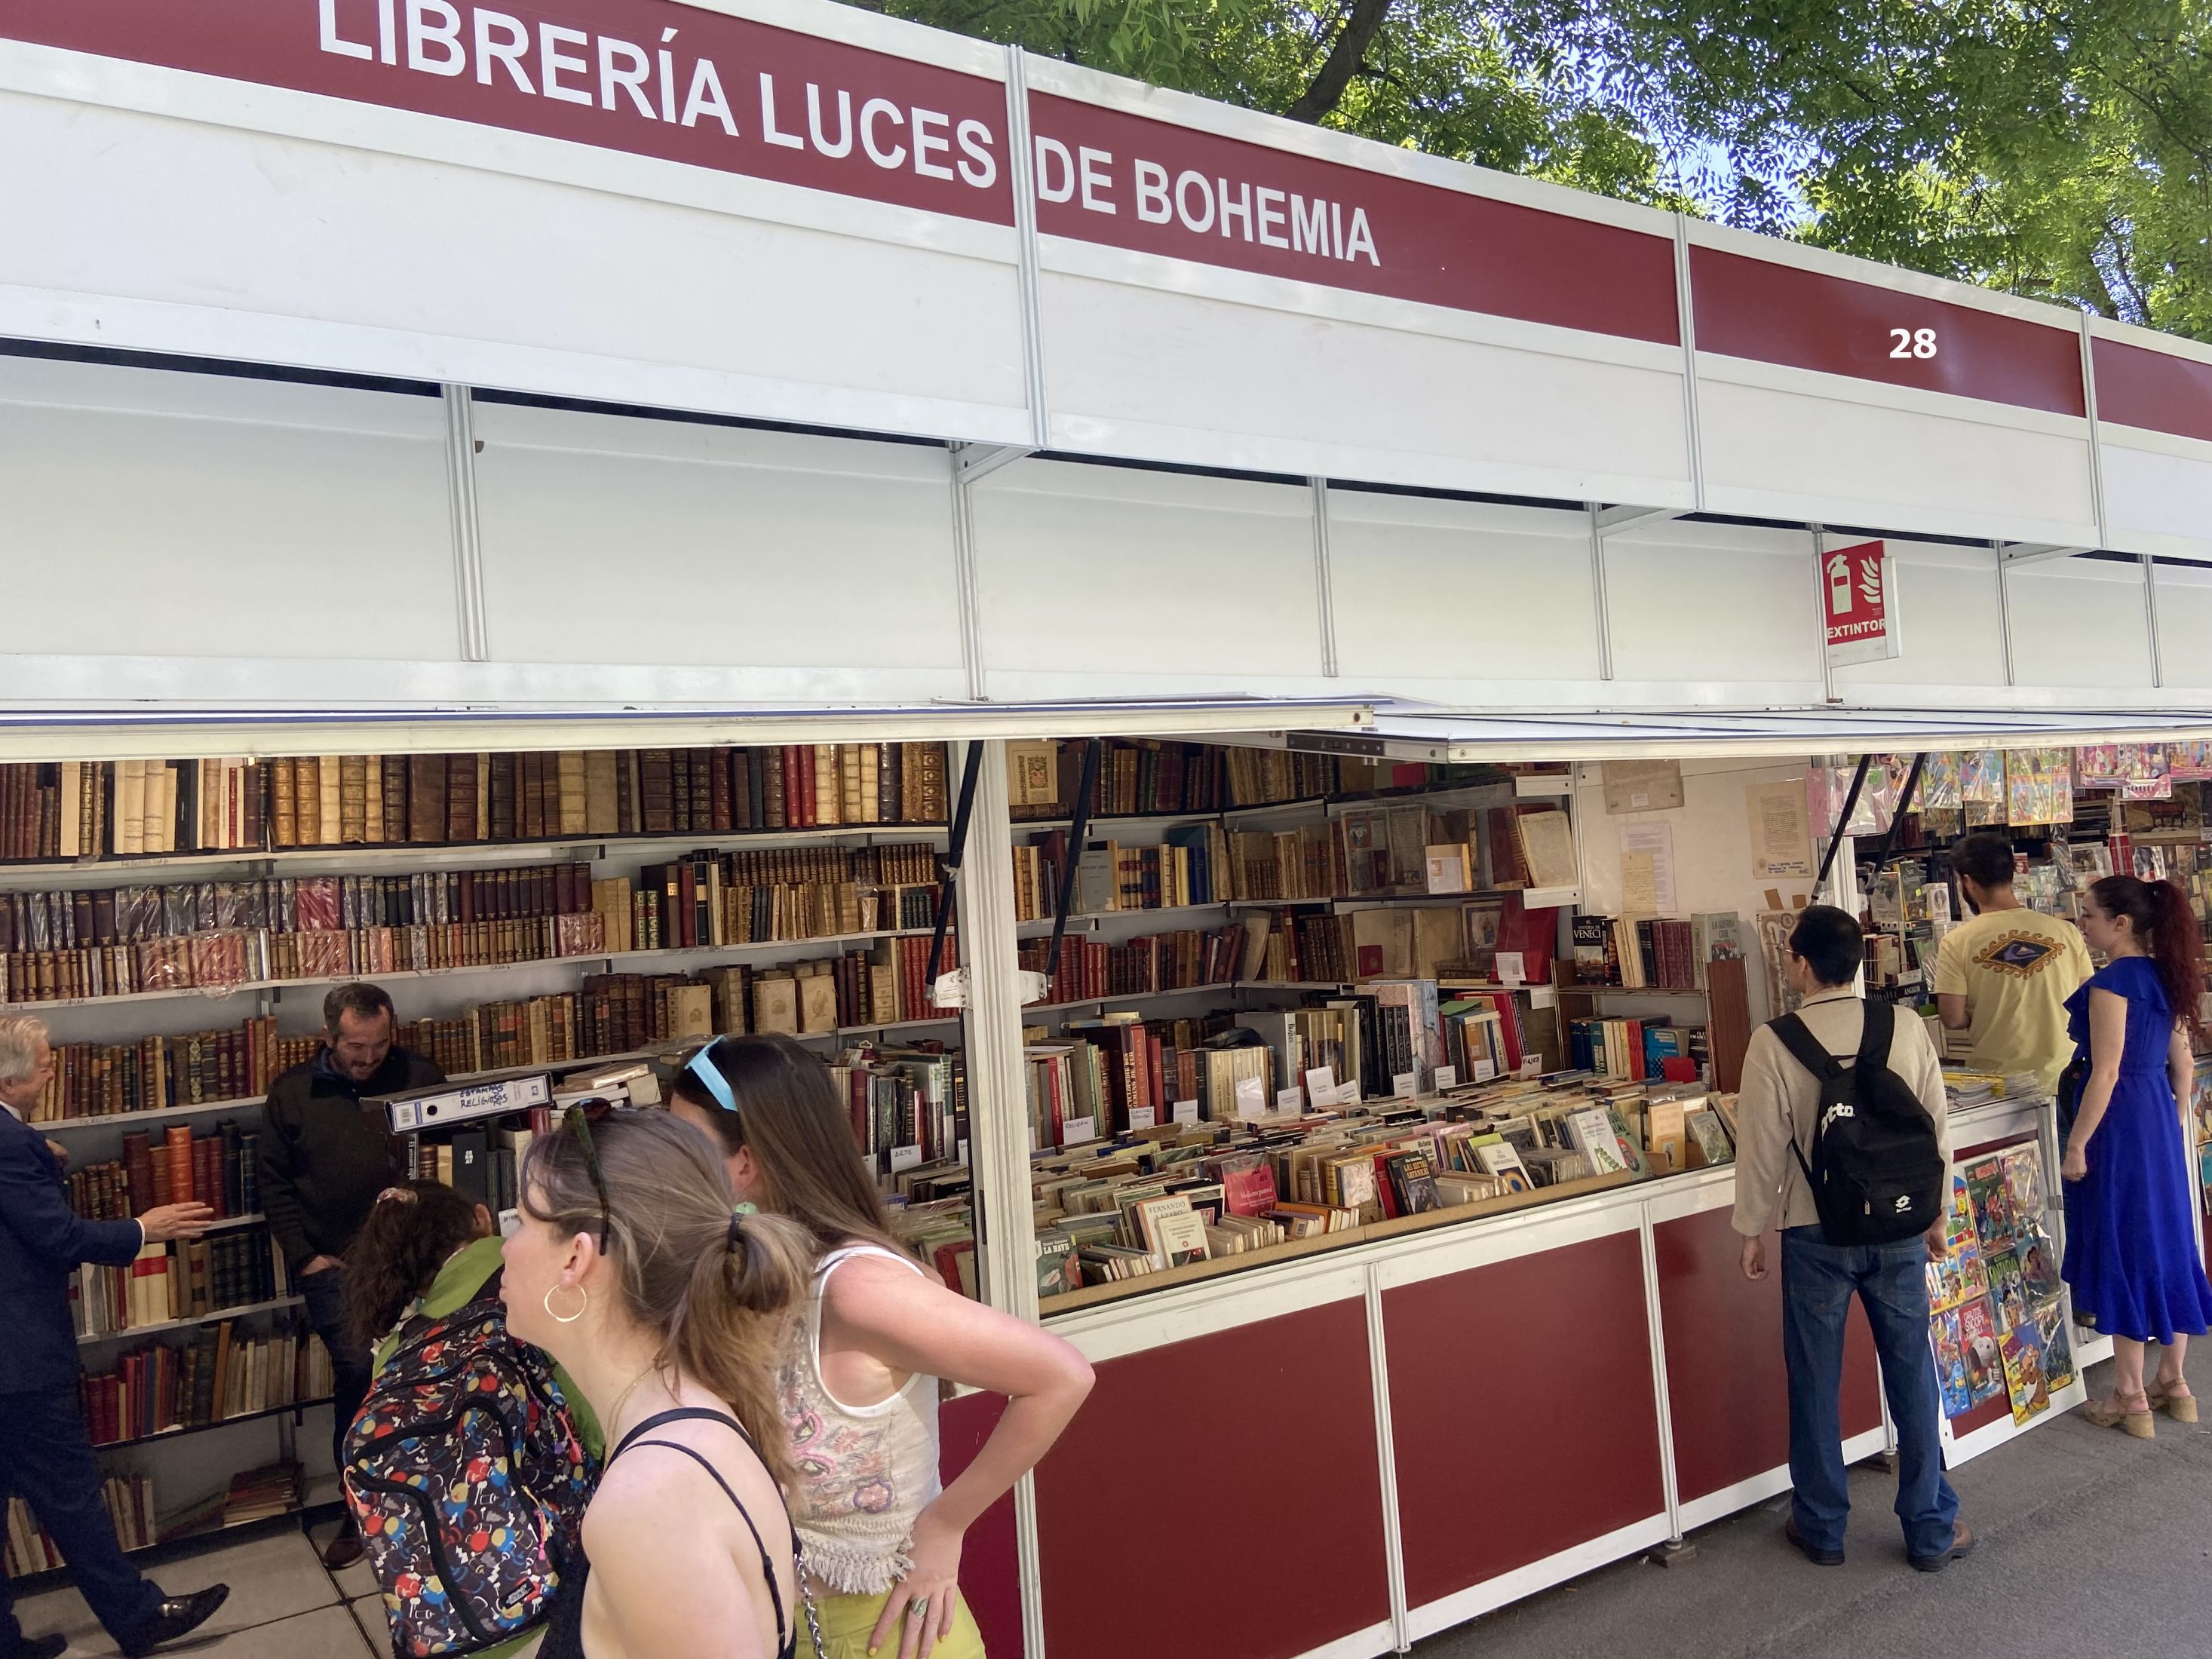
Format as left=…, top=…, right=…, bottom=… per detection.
left=1925, top=1145, right=2075, bottom=1425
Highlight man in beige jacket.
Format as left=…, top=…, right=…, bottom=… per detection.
left=1733, top=906, right=1976, bottom=1574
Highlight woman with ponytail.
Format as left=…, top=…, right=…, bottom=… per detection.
left=668, top=1036, right=1093, bottom=1659
left=503, top=1105, right=815, bottom=1659
left=2061, top=875, right=2212, bottom=1437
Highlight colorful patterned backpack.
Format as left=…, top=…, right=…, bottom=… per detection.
left=343, top=1270, right=596, bottom=1656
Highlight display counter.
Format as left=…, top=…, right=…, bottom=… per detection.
left=1002, top=1090, right=2075, bottom=1659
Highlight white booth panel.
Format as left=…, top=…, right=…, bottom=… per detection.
left=1696, top=368, right=2099, bottom=546
left=1600, top=521, right=1824, bottom=689
left=2099, top=434, right=2212, bottom=562
left=1831, top=539, right=2009, bottom=695
left=1039, top=264, right=1693, bottom=502
left=1326, top=495, right=1603, bottom=687
left=968, top=462, right=1324, bottom=687
left=0, top=87, right=1029, bottom=443
left=2154, top=564, right=2212, bottom=692
left=473, top=402, right=965, bottom=682
left=2001, top=558, right=2158, bottom=690
left=0, top=354, right=456, bottom=664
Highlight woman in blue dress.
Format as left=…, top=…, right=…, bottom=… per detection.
left=2061, top=875, right=2212, bottom=1437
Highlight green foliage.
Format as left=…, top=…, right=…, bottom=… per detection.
left=880, top=0, right=2212, bottom=339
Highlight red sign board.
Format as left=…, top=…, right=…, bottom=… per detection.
left=1823, top=539, right=1898, bottom=666
left=2091, top=336, right=2212, bottom=445
left=2, top=0, right=1016, bottom=225
left=1026, top=93, right=1681, bottom=346
left=1692, top=247, right=2086, bottom=418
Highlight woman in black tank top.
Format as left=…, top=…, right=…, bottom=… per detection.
left=503, top=1105, right=815, bottom=1659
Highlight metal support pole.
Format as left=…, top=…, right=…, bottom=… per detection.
left=1993, top=542, right=2017, bottom=687
left=441, top=385, right=489, bottom=663
left=948, top=452, right=988, bottom=701
left=947, top=738, right=1049, bottom=1658
left=2143, top=554, right=2166, bottom=688
left=1362, top=1269, right=1413, bottom=1651
left=1045, top=740, right=1102, bottom=981
left=1814, top=754, right=1873, bottom=898
left=1587, top=504, right=1615, bottom=681
left=1810, top=526, right=1835, bottom=704
left=1311, top=478, right=1340, bottom=677
left=1637, top=1207, right=1692, bottom=1562
left=1002, top=48, right=1051, bottom=449
left=1672, top=213, right=1707, bottom=514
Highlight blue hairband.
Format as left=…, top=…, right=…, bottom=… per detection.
left=686, top=1038, right=738, bottom=1115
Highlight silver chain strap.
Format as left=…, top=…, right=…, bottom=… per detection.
left=795, top=1542, right=829, bottom=1659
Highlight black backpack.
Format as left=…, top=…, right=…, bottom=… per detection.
left=1770, top=1000, right=1945, bottom=1247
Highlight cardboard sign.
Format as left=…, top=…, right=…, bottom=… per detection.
left=1391, top=1071, right=1417, bottom=1099
left=1235, top=1076, right=1266, bottom=1119
left=888, top=1143, right=924, bottom=1173
left=1128, top=1107, right=1156, bottom=1130
left=1277, top=1087, right=1305, bottom=1114
left=1173, top=1099, right=1201, bottom=1124
left=1063, top=1115, right=1097, bottom=1147
left=1434, top=1066, right=1459, bottom=1090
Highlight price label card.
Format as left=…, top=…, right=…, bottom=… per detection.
left=1433, top=1066, right=1459, bottom=1090
left=1392, top=1071, right=1417, bottom=1099
left=1530, top=985, right=1558, bottom=1009
left=1173, top=1099, right=1201, bottom=1124
left=1276, top=1087, right=1305, bottom=1114
left=1334, top=1081, right=1363, bottom=1107
left=1519, top=1057, right=1543, bottom=1078
left=1303, top=1066, right=1337, bottom=1102
left=1235, top=1076, right=1266, bottom=1120
left=888, top=1144, right=924, bottom=1173
left=1063, top=1116, right=1097, bottom=1147
left=1473, top=1059, right=1497, bottom=1082
left=958, top=1138, right=970, bottom=1165
left=1496, top=951, right=1526, bottom=986
left=1128, top=1107, right=1156, bottom=1131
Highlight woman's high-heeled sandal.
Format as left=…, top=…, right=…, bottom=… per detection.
left=2079, top=1395, right=2157, bottom=1437
left=2146, top=1384, right=2198, bottom=1424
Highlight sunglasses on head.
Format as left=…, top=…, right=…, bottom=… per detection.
left=562, top=1096, right=618, bottom=1253
left=684, top=1038, right=739, bottom=1115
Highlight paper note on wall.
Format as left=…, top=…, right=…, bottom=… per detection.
left=1618, top=822, right=1677, bottom=915
left=1748, top=780, right=1814, bottom=879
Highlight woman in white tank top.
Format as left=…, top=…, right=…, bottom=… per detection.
left=670, top=1037, right=1094, bottom=1659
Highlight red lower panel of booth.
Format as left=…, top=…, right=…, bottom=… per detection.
left=1382, top=1230, right=1664, bottom=1609
left=1655, top=1207, right=1881, bottom=1504
left=941, top=1391, right=1021, bottom=1659
left=1034, top=1300, right=1390, bottom=1659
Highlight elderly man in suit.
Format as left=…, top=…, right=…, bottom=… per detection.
left=0, top=1015, right=231, bottom=1659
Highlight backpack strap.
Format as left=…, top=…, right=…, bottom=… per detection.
left=1856, top=998, right=1894, bottom=1069
left=1767, top=1012, right=1842, bottom=1080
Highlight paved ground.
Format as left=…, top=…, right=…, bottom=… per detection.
left=1419, top=1346, right=2212, bottom=1658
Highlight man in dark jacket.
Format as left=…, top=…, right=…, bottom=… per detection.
left=0, top=1015, right=230, bottom=1659
left=258, top=983, right=443, bottom=1569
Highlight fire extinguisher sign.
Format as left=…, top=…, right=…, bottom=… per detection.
left=1822, top=538, right=1899, bottom=667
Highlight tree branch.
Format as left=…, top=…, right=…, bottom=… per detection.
left=1286, top=0, right=1394, bottom=123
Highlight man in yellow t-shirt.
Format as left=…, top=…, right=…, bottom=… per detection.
left=1934, top=834, right=2093, bottom=1094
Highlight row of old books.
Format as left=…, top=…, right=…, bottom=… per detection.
left=70, top=1230, right=290, bottom=1339
left=0, top=745, right=953, bottom=863
left=26, top=1019, right=318, bottom=1123
left=2, top=1475, right=156, bottom=1575
left=0, top=762, right=106, bottom=862
left=0, top=912, right=610, bottom=1004
left=81, top=1320, right=334, bottom=1447
left=1014, top=928, right=1245, bottom=1006
left=1011, top=824, right=1234, bottom=920
left=829, top=1047, right=966, bottom=1172
left=69, top=1124, right=259, bottom=1222
left=1567, top=912, right=1745, bottom=990
left=621, top=861, right=939, bottom=952
left=0, top=863, right=597, bottom=956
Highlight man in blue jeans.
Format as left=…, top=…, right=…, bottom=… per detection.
left=1732, top=905, right=1977, bottom=1572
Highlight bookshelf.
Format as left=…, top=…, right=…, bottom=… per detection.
left=78, top=1296, right=304, bottom=1348
left=93, top=1394, right=335, bottom=1453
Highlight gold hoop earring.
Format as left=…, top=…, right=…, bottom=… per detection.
left=545, top=1284, right=588, bottom=1324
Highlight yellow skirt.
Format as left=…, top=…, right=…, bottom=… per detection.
left=809, top=1587, right=986, bottom=1659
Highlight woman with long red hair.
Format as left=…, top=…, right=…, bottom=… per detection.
left=2061, top=875, right=2212, bottom=1436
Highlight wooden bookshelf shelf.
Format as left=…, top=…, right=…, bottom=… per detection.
left=78, top=1296, right=303, bottom=1348
left=0, top=823, right=953, bottom=884
left=6, top=925, right=954, bottom=1017
left=93, top=1395, right=334, bottom=1454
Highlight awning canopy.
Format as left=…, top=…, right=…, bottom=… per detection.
left=1283, top=704, right=2212, bottom=763
left=0, top=698, right=1376, bottom=764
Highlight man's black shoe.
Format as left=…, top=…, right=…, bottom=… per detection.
left=1784, top=1515, right=1844, bottom=1565
left=7, top=1633, right=68, bottom=1659
left=120, top=1584, right=229, bottom=1656
left=1908, top=1520, right=1977, bottom=1573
